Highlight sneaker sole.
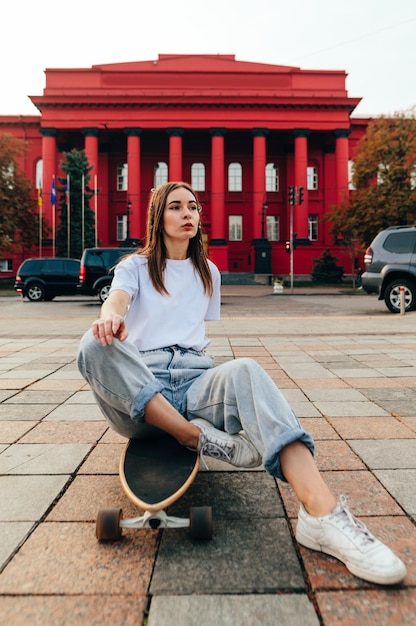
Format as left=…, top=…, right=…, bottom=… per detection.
left=296, top=529, right=407, bottom=586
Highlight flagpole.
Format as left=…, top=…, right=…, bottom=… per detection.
left=66, top=175, right=70, bottom=257
left=51, top=176, right=56, bottom=258
left=81, top=174, right=85, bottom=252
left=94, top=175, right=98, bottom=247
left=38, top=187, right=42, bottom=257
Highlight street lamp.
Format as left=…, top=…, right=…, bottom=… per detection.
left=126, top=199, right=132, bottom=241
left=261, top=202, right=268, bottom=239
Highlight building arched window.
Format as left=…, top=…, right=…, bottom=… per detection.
left=307, top=165, right=318, bottom=190
left=265, top=163, right=279, bottom=192
left=348, top=160, right=356, bottom=190
left=228, top=163, right=242, bottom=191
left=35, top=159, right=43, bottom=190
left=154, top=162, right=168, bottom=187
left=191, top=162, right=205, bottom=191
left=117, top=163, right=128, bottom=191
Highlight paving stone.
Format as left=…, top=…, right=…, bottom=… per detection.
left=19, top=421, right=107, bottom=444
left=46, top=475, right=139, bottom=522
left=316, top=588, right=416, bottom=625
left=148, top=594, right=320, bottom=626
left=0, top=522, right=34, bottom=569
left=0, top=522, right=157, bottom=595
left=169, top=472, right=284, bottom=519
left=151, top=518, right=304, bottom=595
left=313, top=401, right=388, bottom=417
left=374, top=469, right=416, bottom=515
left=4, top=390, right=74, bottom=404
left=303, top=388, right=367, bottom=402
left=0, top=404, right=54, bottom=421
left=0, top=595, right=147, bottom=626
left=0, top=443, right=92, bottom=474
left=44, top=404, right=104, bottom=421
left=348, top=440, right=416, bottom=469
left=0, top=475, right=70, bottom=521
left=0, top=421, right=39, bottom=443
left=327, top=416, right=415, bottom=439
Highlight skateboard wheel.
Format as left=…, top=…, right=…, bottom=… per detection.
left=96, top=508, right=123, bottom=541
left=189, top=506, right=213, bottom=540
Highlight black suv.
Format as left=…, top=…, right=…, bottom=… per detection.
left=14, top=258, right=80, bottom=301
left=77, top=247, right=138, bottom=303
left=362, top=225, right=416, bottom=313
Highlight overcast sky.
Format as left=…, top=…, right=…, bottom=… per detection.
left=2, top=0, right=415, bottom=118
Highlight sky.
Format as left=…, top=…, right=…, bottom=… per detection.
left=1, top=0, right=415, bottom=118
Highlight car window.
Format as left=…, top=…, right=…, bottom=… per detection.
left=64, top=260, right=81, bottom=274
left=43, top=260, right=64, bottom=274
left=21, top=260, right=39, bottom=273
left=383, top=232, right=416, bottom=254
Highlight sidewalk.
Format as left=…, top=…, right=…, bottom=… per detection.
left=0, top=293, right=415, bottom=625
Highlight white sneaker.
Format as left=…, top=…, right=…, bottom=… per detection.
left=296, top=495, right=407, bottom=585
left=191, top=418, right=261, bottom=468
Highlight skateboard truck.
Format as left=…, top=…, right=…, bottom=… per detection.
left=121, top=510, right=190, bottom=530
left=96, top=506, right=213, bottom=541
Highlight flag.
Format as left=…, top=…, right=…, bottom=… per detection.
left=37, top=187, right=42, bottom=208
left=50, top=176, right=56, bottom=206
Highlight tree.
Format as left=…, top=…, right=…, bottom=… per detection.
left=0, top=133, right=42, bottom=255
left=326, top=110, right=416, bottom=246
left=311, top=249, right=344, bottom=283
left=56, top=149, right=96, bottom=258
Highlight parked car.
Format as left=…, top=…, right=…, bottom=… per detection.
left=14, top=258, right=80, bottom=301
left=361, top=225, right=416, bottom=313
left=77, top=247, right=138, bottom=303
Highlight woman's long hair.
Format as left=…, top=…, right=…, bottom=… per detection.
left=138, top=182, right=213, bottom=296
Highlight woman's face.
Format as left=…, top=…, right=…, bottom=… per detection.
left=162, top=186, right=200, bottom=245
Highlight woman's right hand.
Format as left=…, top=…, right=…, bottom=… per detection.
left=91, top=314, right=128, bottom=345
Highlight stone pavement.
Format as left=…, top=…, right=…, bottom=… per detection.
left=0, top=287, right=415, bottom=625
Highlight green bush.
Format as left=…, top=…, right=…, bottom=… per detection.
left=311, top=249, right=344, bottom=283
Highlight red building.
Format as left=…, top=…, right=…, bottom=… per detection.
left=0, top=54, right=369, bottom=280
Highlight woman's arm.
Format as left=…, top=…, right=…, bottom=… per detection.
left=91, top=289, right=131, bottom=346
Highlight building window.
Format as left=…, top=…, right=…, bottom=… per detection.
left=377, top=163, right=389, bottom=186
left=348, top=160, right=356, bottom=190
left=191, top=163, right=205, bottom=191
left=0, top=259, right=13, bottom=272
left=154, top=162, right=168, bottom=187
left=309, top=215, right=318, bottom=241
left=117, top=163, right=128, bottom=191
left=117, top=215, right=127, bottom=241
left=35, top=159, right=43, bottom=190
left=307, top=166, right=318, bottom=190
left=410, top=168, right=416, bottom=190
left=229, top=215, right=243, bottom=241
left=267, top=215, right=279, bottom=241
left=228, top=163, right=242, bottom=191
left=266, top=163, right=279, bottom=192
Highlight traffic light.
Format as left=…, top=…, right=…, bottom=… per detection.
left=285, top=240, right=291, bottom=254
left=288, top=186, right=295, bottom=205
left=298, top=186, right=304, bottom=204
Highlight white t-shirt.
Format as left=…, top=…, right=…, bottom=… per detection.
left=109, top=254, right=221, bottom=351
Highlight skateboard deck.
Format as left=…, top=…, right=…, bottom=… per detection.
left=96, top=435, right=213, bottom=540
left=120, top=436, right=199, bottom=512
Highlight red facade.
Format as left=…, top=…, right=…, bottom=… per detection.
left=0, top=54, right=369, bottom=279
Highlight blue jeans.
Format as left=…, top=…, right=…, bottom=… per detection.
left=77, top=329, right=314, bottom=481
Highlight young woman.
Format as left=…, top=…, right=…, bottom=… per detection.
left=78, top=181, right=406, bottom=586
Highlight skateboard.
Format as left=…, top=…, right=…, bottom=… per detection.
left=95, top=435, right=213, bottom=541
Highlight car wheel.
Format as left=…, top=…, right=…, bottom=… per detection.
left=98, top=283, right=111, bottom=303
left=26, top=283, right=45, bottom=302
left=384, top=279, right=416, bottom=313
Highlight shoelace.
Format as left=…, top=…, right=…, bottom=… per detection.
left=198, top=434, right=233, bottom=469
left=332, top=495, right=376, bottom=546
